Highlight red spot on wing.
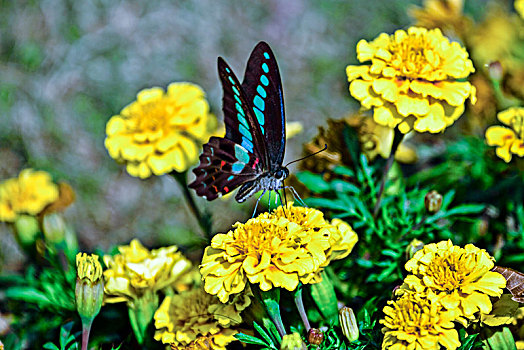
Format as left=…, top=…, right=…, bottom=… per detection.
left=220, top=160, right=226, bottom=167
left=224, top=186, right=229, bottom=193
left=212, top=185, right=218, bottom=193
left=252, top=158, right=260, bottom=169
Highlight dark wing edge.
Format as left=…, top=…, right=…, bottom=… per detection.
left=188, top=137, right=259, bottom=201
left=242, top=41, right=286, bottom=169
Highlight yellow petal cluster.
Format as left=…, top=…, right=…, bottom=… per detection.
left=200, top=204, right=358, bottom=303
left=103, top=239, right=193, bottom=304
left=346, top=27, right=476, bottom=134
left=0, top=169, right=59, bottom=222
left=402, top=240, right=506, bottom=319
left=485, top=107, right=524, bottom=162
left=517, top=0, right=524, bottom=19
left=154, top=287, right=250, bottom=349
left=76, top=253, right=103, bottom=284
left=105, top=83, right=216, bottom=178
left=346, top=113, right=417, bottom=163
left=381, top=292, right=460, bottom=350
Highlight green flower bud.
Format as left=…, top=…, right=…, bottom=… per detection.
left=75, top=253, right=104, bottom=323
left=42, top=213, right=66, bottom=244
left=339, top=306, right=359, bottom=342
left=405, top=239, right=424, bottom=261
left=280, top=333, right=306, bottom=350
left=487, top=61, right=503, bottom=81
left=13, top=215, right=40, bottom=247
left=424, top=190, right=442, bottom=214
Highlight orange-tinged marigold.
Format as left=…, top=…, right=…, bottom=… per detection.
left=346, top=27, right=476, bottom=134
left=0, top=169, right=59, bottom=222
left=485, top=107, right=524, bottom=162
left=381, top=292, right=461, bottom=350
left=105, top=83, right=216, bottom=178
left=200, top=204, right=358, bottom=303
left=402, top=240, right=506, bottom=319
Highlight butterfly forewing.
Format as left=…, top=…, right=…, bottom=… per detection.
left=242, top=42, right=286, bottom=170
left=218, top=58, right=270, bottom=169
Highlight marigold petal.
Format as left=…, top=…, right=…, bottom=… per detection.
left=396, top=94, right=430, bottom=117
left=485, top=126, right=516, bottom=146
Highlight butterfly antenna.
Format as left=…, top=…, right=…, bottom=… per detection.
left=284, top=144, right=328, bottom=167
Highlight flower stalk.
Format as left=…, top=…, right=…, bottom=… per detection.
left=373, top=129, right=405, bottom=218
left=255, top=287, right=286, bottom=339
left=293, top=285, right=311, bottom=331
left=128, top=291, right=159, bottom=345
left=170, top=171, right=212, bottom=240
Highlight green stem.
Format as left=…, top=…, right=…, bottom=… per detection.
left=170, top=171, right=212, bottom=240
left=81, top=321, right=91, bottom=350
left=373, top=129, right=405, bottom=219
left=293, top=285, right=311, bottom=331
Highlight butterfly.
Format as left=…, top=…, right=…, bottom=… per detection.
left=189, top=41, right=289, bottom=203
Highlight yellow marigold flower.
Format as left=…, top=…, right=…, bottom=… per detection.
left=346, top=27, right=476, bottom=134
left=346, top=113, right=417, bottom=163
left=154, top=287, right=250, bottom=349
left=200, top=204, right=358, bottom=303
left=105, top=83, right=216, bottom=178
left=76, top=253, right=104, bottom=322
left=0, top=169, right=59, bottom=222
left=103, top=239, right=193, bottom=304
left=381, top=292, right=461, bottom=350
left=517, top=0, right=524, bottom=19
left=402, top=240, right=507, bottom=319
left=485, top=107, right=524, bottom=162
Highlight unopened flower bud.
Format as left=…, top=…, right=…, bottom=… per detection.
left=307, top=328, right=324, bottom=345
left=42, top=213, right=66, bottom=244
left=13, top=215, right=39, bottom=247
left=405, top=239, right=424, bottom=261
left=424, top=190, right=442, bottom=213
left=280, top=333, right=306, bottom=350
left=487, top=61, right=503, bottom=81
left=339, top=306, right=359, bottom=342
left=75, top=253, right=104, bottom=323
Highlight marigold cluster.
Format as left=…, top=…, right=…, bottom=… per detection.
left=346, top=27, right=476, bottom=134
left=103, top=239, right=193, bottom=304
left=485, top=107, right=524, bottom=162
left=200, top=204, right=358, bottom=303
left=154, top=287, right=250, bottom=349
left=0, top=169, right=59, bottom=222
left=105, top=83, right=216, bottom=178
left=381, top=240, right=507, bottom=350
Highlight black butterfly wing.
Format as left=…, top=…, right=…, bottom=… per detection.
left=218, top=57, right=270, bottom=170
left=189, top=137, right=260, bottom=200
left=242, top=41, right=286, bottom=170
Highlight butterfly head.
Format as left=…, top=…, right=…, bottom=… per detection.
left=273, top=166, right=289, bottom=181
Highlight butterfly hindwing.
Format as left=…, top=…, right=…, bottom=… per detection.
left=189, top=137, right=260, bottom=200
left=242, top=41, right=286, bottom=170
left=218, top=57, right=270, bottom=169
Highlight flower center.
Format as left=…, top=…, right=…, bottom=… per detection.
left=135, top=99, right=171, bottom=134
left=426, top=253, right=468, bottom=291
left=388, top=34, right=439, bottom=80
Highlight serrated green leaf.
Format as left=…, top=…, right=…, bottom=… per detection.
left=234, top=332, right=270, bottom=346
left=253, top=321, right=274, bottom=346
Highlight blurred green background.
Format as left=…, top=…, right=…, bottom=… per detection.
left=1, top=0, right=433, bottom=270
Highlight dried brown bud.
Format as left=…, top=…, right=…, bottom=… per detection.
left=424, top=190, right=442, bottom=213
left=307, top=328, right=324, bottom=345
left=405, top=239, right=424, bottom=261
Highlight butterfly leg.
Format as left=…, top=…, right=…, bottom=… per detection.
left=268, top=190, right=272, bottom=211
left=252, top=189, right=268, bottom=218
left=282, top=186, right=308, bottom=207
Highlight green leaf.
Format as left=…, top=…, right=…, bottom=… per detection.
left=445, top=204, right=485, bottom=216
left=43, top=344, right=60, bottom=350
left=234, top=332, right=270, bottom=346
left=295, top=171, right=331, bottom=193
left=457, top=334, right=480, bottom=350
left=330, top=179, right=360, bottom=194
left=253, top=321, right=278, bottom=348
left=332, top=166, right=355, bottom=177
left=305, top=198, right=348, bottom=211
